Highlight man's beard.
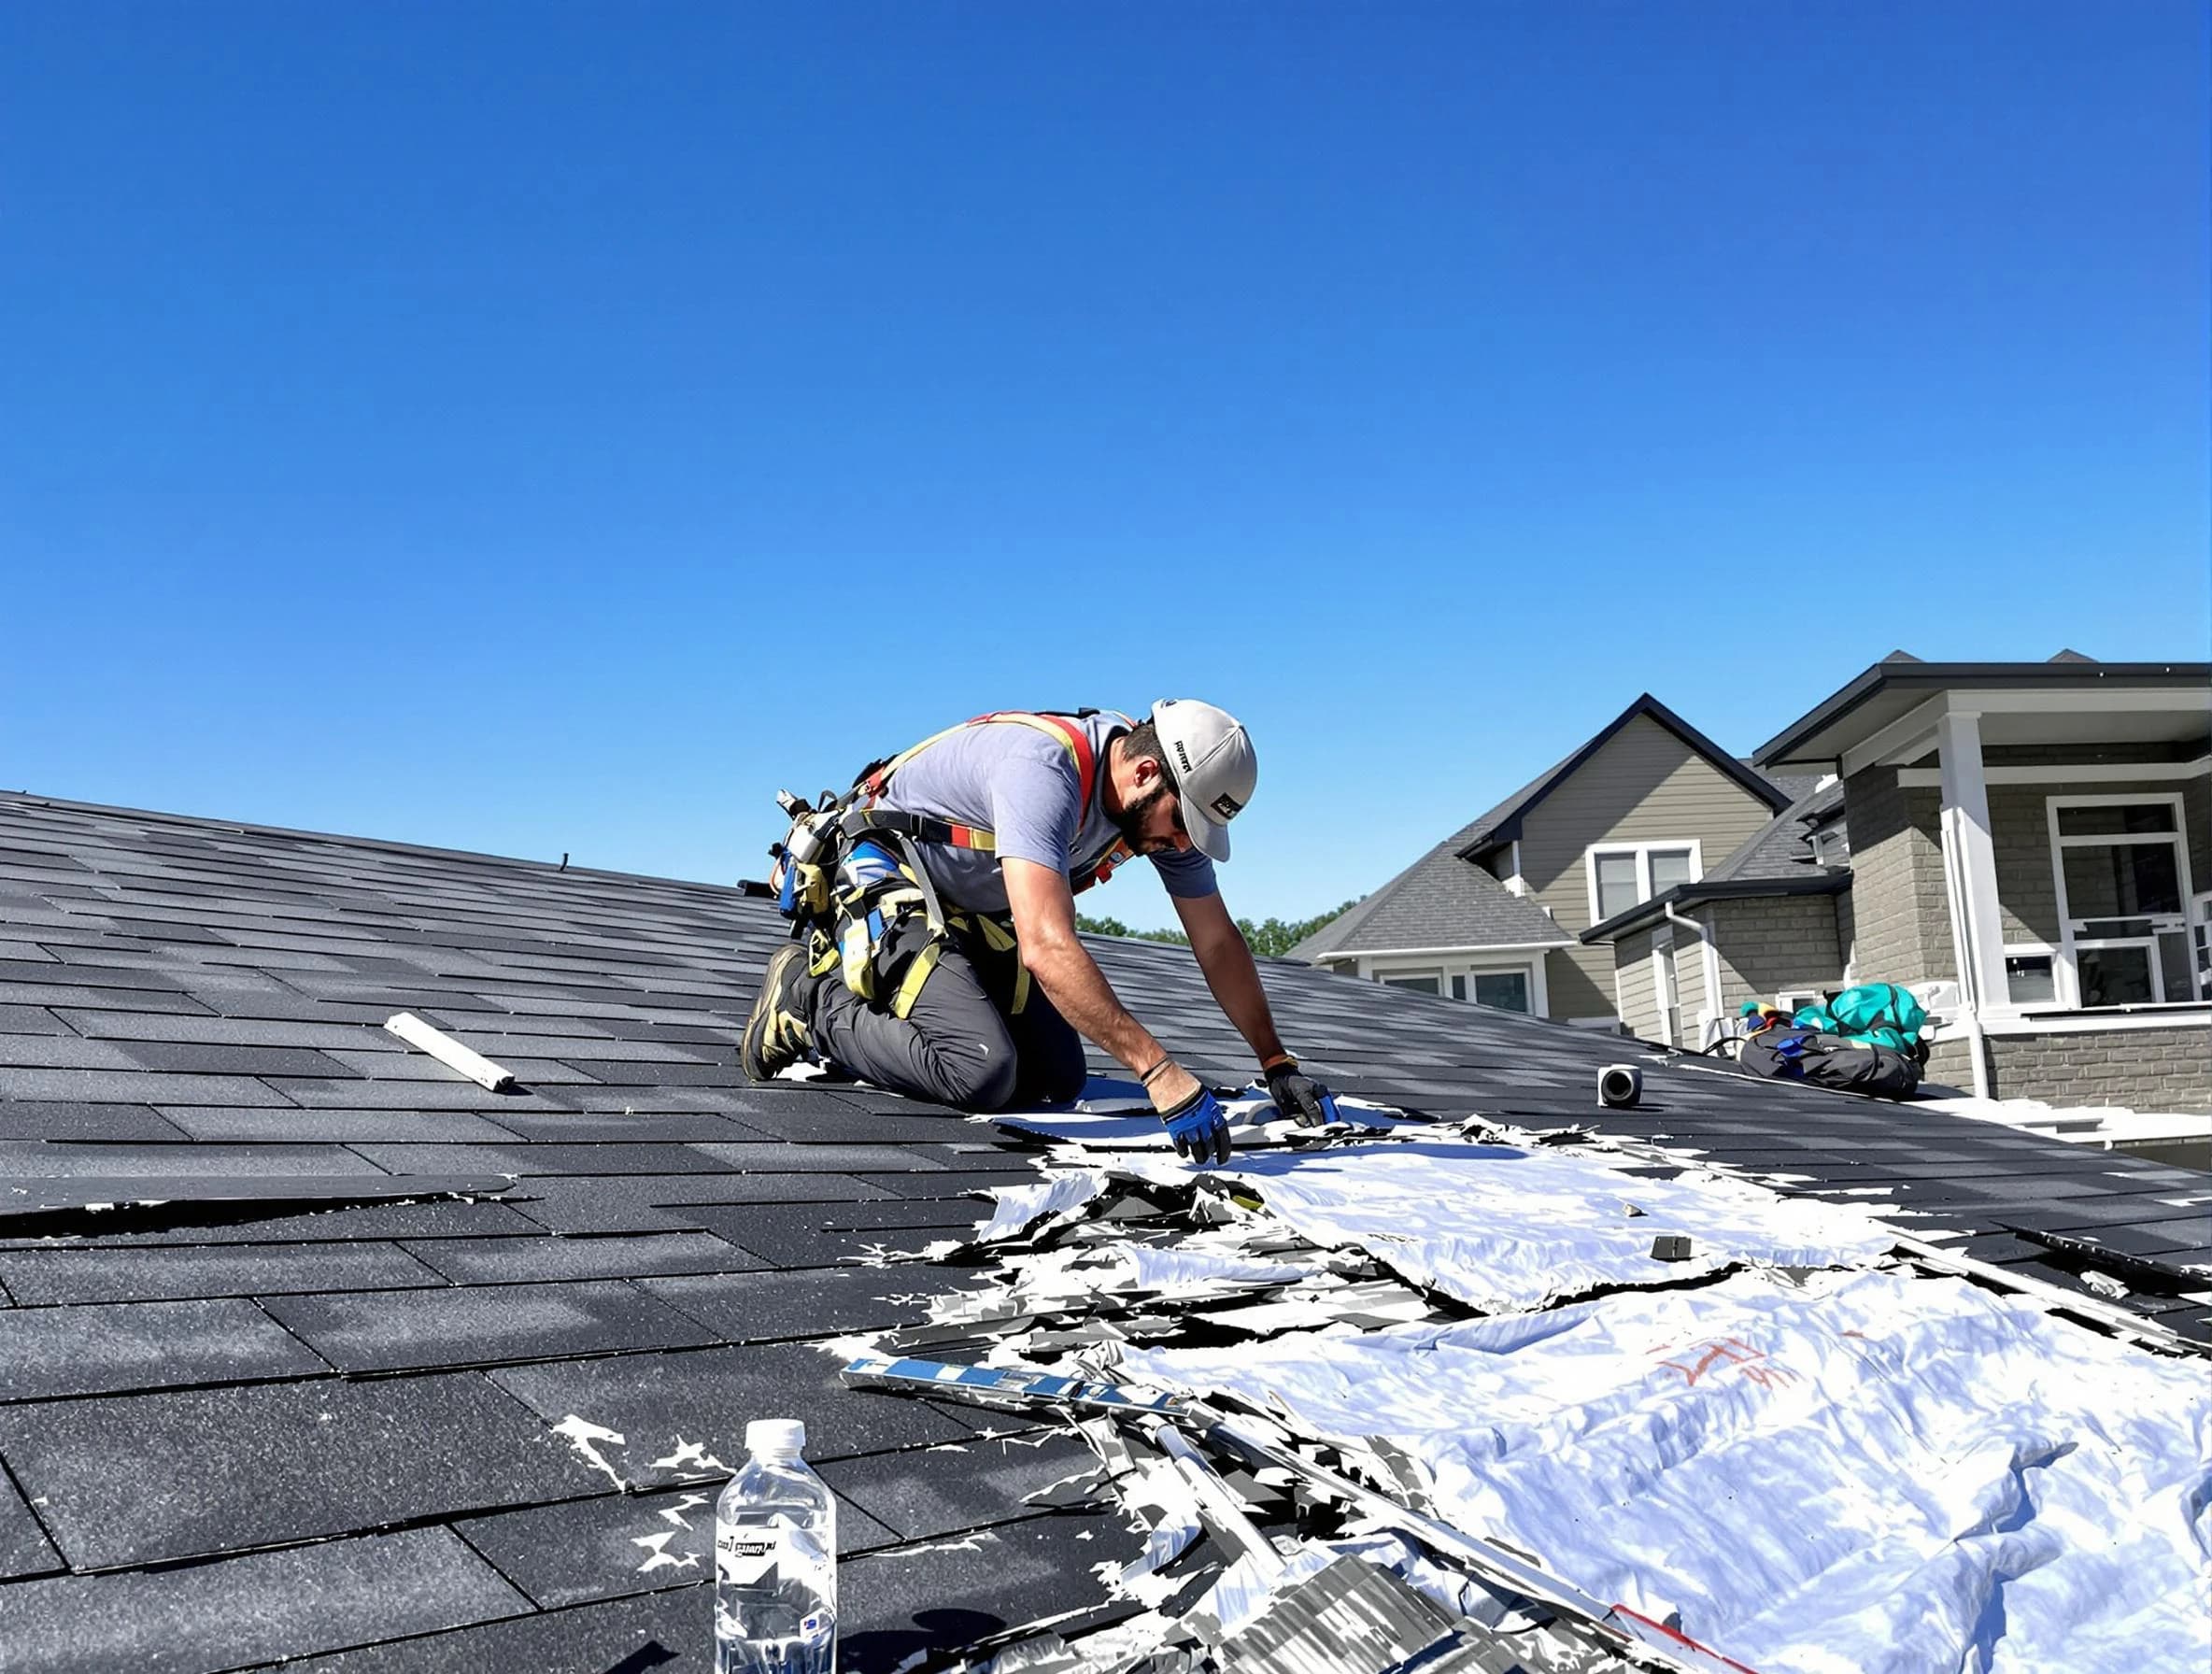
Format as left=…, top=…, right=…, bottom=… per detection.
left=1114, top=782, right=1178, bottom=855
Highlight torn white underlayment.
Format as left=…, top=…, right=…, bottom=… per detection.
left=844, top=1105, right=2212, bottom=1673
left=981, top=1137, right=1899, bottom=1312
left=1124, top=1264, right=2212, bottom=1674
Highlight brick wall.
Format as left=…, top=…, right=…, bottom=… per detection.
left=1708, top=895, right=1846, bottom=1011
left=1926, top=1028, right=2212, bottom=1108
left=1842, top=766, right=1951, bottom=987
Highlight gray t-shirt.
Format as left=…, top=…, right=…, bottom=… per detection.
left=870, top=712, right=1218, bottom=916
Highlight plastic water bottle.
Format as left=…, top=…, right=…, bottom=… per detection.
left=715, top=1419, right=837, bottom=1674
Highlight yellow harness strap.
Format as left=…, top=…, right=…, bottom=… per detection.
left=840, top=710, right=1130, bottom=1018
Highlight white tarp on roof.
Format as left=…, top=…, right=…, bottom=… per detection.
left=1125, top=1253, right=2212, bottom=1673
left=1113, top=1138, right=1900, bottom=1312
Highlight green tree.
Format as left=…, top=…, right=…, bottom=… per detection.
left=1077, top=898, right=1363, bottom=958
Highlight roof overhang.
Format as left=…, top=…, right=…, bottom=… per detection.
left=1312, top=938, right=1572, bottom=962
left=1581, top=872, right=1852, bottom=943
left=1752, top=662, right=2212, bottom=774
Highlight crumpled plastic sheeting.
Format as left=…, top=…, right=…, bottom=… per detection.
left=1111, top=1139, right=1898, bottom=1312
left=1126, top=1266, right=2212, bottom=1674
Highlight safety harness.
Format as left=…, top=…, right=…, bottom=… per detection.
left=768, top=711, right=1137, bottom=1021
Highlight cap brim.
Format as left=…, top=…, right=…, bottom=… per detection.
left=1181, top=793, right=1231, bottom=862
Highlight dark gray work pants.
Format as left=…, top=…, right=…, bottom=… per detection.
left=802, top=918, right=1088, bottom=1113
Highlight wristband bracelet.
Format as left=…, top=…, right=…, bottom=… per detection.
left=1137, top=1057, right=1173, bottom=1085
left=1260, top=1053, right=1297, bottom=1073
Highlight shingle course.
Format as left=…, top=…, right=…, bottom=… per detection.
left=0, top=787, right=2198, bottom=1668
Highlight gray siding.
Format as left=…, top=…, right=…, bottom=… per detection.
left=1609, top=924, right=1717, bottom=1045
left=1926, top=1029, right=2212, bottom=1109
left=1519, top=714, right=1778, bottom=1019
left=1706, top=896, right=1846, bottom=1013
left=1841, top=766, right=1951, bottom=988
left=1612, top=930, right=1658, bottom=1039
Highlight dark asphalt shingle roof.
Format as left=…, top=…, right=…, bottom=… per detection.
left=0, top=789, right=2204, bottom=1669
left=1287, top=823, right=1569, bottom=960
left=1705, top=778, right=1846, bottom=884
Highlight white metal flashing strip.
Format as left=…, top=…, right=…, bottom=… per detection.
left=385, top=1012, right=518, bottom=1092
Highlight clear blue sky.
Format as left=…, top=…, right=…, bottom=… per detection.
left=3, top=3, right=2205, bottom=929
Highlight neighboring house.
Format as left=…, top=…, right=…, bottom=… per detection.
left=1291, top=694, right=1805, bottom=1024
left=1735, top=651, right=2212, bottom=1109
left=1585, top=777, right=1854, bottom=1050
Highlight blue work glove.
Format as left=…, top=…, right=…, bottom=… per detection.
left=1263, top=1058, right=1340, bottom=1128
left=1158, top=1085, right=1232, bottom=1164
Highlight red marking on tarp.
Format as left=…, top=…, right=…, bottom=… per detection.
left=1612, top=1604, right=1765, bottom=1673
left=1652, top=1336, right=1797, bottom=1391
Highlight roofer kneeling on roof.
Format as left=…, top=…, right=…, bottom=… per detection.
left=743, top=702, right=1340, bottom=1163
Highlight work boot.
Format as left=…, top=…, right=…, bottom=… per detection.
left=741, top=943, right=816, bottom=1082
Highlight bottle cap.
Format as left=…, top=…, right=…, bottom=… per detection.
left=745, top=1418, right=805, bottom=1455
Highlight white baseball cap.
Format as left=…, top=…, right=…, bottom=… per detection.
left=1152, top=699, right=1256, bottom=862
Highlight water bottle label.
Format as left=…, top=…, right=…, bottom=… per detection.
left=715, top=1522, right=832, bottom=1596
left=716, top=1527, right=782, bottom=1587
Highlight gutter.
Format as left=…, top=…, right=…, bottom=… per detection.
left=1580, top=870, right=1851, bottom=943
left=1313, top=938, right=1572, bottom=960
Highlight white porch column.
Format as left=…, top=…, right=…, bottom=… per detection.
left=1936, top=709, right=2006, bottom=1097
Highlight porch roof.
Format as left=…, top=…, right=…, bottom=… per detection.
left=1752, top=655, right=2212, bottom=773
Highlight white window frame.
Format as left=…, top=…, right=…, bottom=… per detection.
left=2043, top=793, right=2200, bottom=1008
left=1585, top=840, right=1704, bottom=927
left=2195, top=891, right=2212, bottom=995
left=1998, top=941, right=2063, bottom=1009
left=1363, top=953, right=1547, bottom=1015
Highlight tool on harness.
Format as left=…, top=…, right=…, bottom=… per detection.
left=763, top=711, right=1137, bottom=1022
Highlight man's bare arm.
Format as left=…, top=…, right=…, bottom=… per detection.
left=1002, top=858, right=1201, bottom=1111
left=1170, top=890, right=1287, bottom=1067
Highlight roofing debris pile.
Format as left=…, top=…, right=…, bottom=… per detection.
left=832, top=1108, right=2212, bottom=1674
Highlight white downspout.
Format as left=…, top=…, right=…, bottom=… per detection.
left=1663, top=902, right=1721, bottom=1047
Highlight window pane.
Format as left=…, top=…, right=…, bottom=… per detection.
left=2077, top=945, right=2155, bottom=1008
left=1472, top=972, right=1529, bottom=1012
left=2158, top=929, right=2193, bottom=1002
left=2063, top=844, right=2182, bottom=918
left=1382, top=974, right=1439, bottom=995
left=2004, top=955, right=2056, bottom=1005
left=2057, top=802, right=2177, bottom=837
left=1450, top=974, right=1468, bottom=1001
left=1594, top=853, right=1640, bottom=920
left=1649, top=849, right=1694, bottom=896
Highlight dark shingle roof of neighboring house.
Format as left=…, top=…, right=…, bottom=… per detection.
left=1449, top=693, right=1797, bottom=860
left=1287, top=827, right=1570, bottom=961
left=1580, top=779, right=1850, bottom=942
left=1, top=790, right=2205, bottom=1668
left=1290, top=696, right=1803, bottom=963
